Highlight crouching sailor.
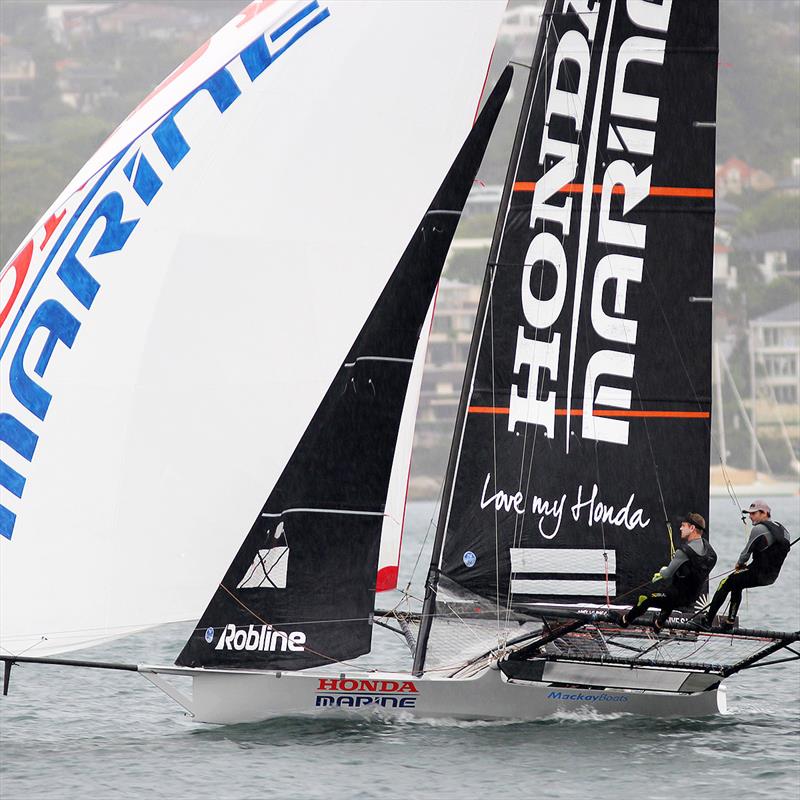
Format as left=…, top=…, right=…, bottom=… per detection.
left=620, top=513, right=717, bottom=631
left=702, top=500, right=791, bottom=630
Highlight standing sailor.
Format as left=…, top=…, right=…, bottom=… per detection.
left=702, top=500, right=791, bottom=629
left=620, top=513, right=717, bottom=631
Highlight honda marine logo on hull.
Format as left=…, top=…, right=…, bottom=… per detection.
left=314, top=678, right=418, bottom=709
left=213, top=624, right=306, bottom=652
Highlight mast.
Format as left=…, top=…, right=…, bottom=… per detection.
left=719, top=349, right=771, bottom=472
left=413, top=0, right=557, bottom=677
left=750, top=328, right=758, bottom=473
left=714, top=342, right=727, bottom=469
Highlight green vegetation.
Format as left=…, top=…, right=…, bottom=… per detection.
left=717, top=0, right=800, bottom=174
left=732, top=193, right=800, bottom=239
left=0, top=0, right=240, bottom=262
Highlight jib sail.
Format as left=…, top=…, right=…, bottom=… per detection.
left=176, top=68, right=512, bottom=670
left=415, top=0, right=717, bottom=671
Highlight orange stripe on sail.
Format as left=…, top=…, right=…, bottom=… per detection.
left=468, top=406, right=709, bottom=419
left=512, top=182, right=713, bottom=198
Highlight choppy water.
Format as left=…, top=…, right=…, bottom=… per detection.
left=2, top=497, right=799, bottom=800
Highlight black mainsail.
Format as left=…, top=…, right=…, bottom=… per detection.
left=177, top=68, right=512, bottom=670
left=415, top=0, right=718, bottom=673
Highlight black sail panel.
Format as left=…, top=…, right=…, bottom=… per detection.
left=437, top=2, right=717, bottom=612
left=176, top=68, right=512, bottom=670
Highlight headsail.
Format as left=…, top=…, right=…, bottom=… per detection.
left=0, top=0, right=506, bottom=657
left=415, top=0, right=718, bottom=672
left=176, top=68, right=513, bottom=671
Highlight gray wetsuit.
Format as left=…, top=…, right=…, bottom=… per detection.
left=736, top=522, right=777, bottom=568
left=660, top=538, right=708, bottom=581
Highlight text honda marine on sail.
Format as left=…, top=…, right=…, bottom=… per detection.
left=510, top=0, right=673, bottom=448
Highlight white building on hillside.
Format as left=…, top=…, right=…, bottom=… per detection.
left=750, top=301, right=800, bottom=405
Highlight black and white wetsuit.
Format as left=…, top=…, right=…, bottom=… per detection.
left=706, top=520, right=791, bottom=622
left=625, top=538, right=717, bottom=626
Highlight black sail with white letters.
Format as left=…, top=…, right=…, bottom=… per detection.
left=418, top=0, right=717, bottom=660
left=177, top=68, right=512, bottom=670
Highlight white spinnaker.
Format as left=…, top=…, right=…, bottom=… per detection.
left=0, top=0, right=504, bottom=656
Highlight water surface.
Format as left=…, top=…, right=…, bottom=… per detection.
left=2, top=497, right=798, bottom=799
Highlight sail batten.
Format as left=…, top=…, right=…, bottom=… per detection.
left=260, top=509, right=385, bottom=517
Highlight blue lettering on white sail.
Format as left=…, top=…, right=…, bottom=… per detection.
left=0, top=7, right=330, bottom=540
left=0, top=415, right=39, bottom=538
left=123, top=152, right=163, bottom=206
left=56, top=193, right=139, bottom=309
left=152, top=69, right=241, bottom=169
left=9, top=301, right=81, bottom=421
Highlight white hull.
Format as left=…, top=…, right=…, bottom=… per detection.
left=140, top=662, right=725, bottom=725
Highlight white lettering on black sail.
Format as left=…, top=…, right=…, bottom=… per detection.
left=418, top=0, right=716, bottom=673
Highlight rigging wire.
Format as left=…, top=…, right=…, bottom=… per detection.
left=403, top=483, right=445, bottom=595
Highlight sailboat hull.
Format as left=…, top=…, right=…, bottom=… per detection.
left=140, top=663, right=724, bottom=725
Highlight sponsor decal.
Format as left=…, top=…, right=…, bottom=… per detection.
left=204, top=626, right=215, bottom=643
left=314, top=678, right=418, bottom=709
left=463, top=551, right=477, bottom=568
left=0, top=3, right=331, bottom=540
left=693, top=594, right=709, bottom=612
left=509, top=0, right=673, bottom=450
left=509, top=547, right=617, bottom=598
left=237, top=546, right=289, bottom=589
left=212, top=623, right=306, bottom=652
left=479, top=471, right=650, bottom=539
left=547, top=690, right=628, bottom=703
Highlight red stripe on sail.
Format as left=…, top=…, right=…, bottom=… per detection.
left=512, top=182, right=713, bottom=198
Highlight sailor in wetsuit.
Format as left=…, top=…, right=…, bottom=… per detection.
left=620, top=512, right=717, bottom=631
left=702, top=500, right=791, bottom=630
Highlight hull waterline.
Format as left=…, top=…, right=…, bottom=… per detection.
left=140, top=663, right=725, bottom=725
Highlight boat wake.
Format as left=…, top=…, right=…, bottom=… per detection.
left=547, top=708, right=631, bottom=724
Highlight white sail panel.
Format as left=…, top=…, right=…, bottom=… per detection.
left=0, top=0, right=505, bottom=656
left=376, top=296, right=436, bottom=592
